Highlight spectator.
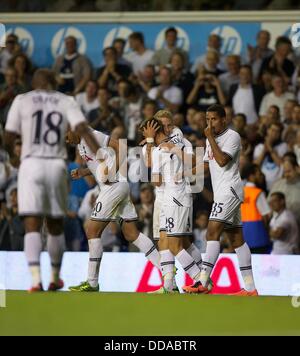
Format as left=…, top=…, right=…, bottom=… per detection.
left=0, top=187, right=24, bottom=251
left=124, top=83, right=144, bottom=145
left=125, top=32, right=154, bottom=75
left=112, top=38, right=132, bottom=68
left=259, top=36, right=295, bottom=84
left=254, top=122, right=288, bottom=191
left=88, top=87, right=123, bottom=133
left=247, top=30, right=274, bottom=82
left=97, top=47, right=131, bottom=96
left=219, top=55, right=241, bottom=98
left=192, top=34, right=227, bottom=74
left=269, top=159, right=300, bottom=228
left=193, top=211, right=208, bottom=253
left=228, top=65, right=265, bottom=125
left=75, top=80, right=100, bottom=117
left=194, top=51, right=224, bottom=78
left=241, top=163, right=272, bottom=254
left=150, top=27, right=189, bottom=69
left=259, top=75, right=295, bottom=121
left=53, top=36, right=92, bottom=95
left=148, top=66, right=183, bottom=113
left=134, top=64, right=157, bottom=94
left=233, top=113, right=247, bottom=136
left=8, top=53, right=33, bottom=91
left=269, top=192, right=299, bottom=255
left=283, top=99, right=298, bottom=126
left=0, top=67, right=25, bottom=126
left=187, top=66, right=225, bottom=111
left=136, top=184, right=155, bottom=238
left=0, top=34, right=21, bottom=76
left=258, top=105, right=281, bottom=138
left=294, top=130, right=300, bottom=166
left=169, top=51, right=195, bottom=104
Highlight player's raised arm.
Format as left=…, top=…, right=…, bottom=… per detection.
left=204, top=115, right=232, bottom=168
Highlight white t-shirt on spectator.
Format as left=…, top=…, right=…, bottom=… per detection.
left=270, top=209, right=299, bottom=255
left=253, top=142, right=288, bottom=191
left=148, top=86, right=183, bottom=109
left=259, top=91, right=295, bottom=121
left=125, top=49, right=154, bottom=75
left=75, top=93, right=99, bottom=117
left=233, top=86, right=258, bottom=125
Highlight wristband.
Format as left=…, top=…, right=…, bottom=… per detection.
left=146, top=137, right=154, bottom=144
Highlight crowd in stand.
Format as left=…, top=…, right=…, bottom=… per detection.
left=0, top=27, right=300, bottom=255
left=1, top=0, right=299, bottom=12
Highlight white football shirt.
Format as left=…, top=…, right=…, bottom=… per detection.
left=204, top=128, right=244, bottom=201
left=5, top=90, right=86, bottom=161
left=78, top=128, right=110, bottom=183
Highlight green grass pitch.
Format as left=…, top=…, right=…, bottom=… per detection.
left=0, top=292, right=300, bottom=336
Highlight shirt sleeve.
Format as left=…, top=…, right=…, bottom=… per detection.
left=94, top=130, right=110, bottom=148
left=5, top=95, right=22, bottom=134
left=65, top=96, right=87, bottom=130
left=222, top=132, right=241, bottom=160
left=257, top=192, right=272, bottom=216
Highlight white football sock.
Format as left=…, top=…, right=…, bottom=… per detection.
left=200, top=241, right=220, bottom=288
left=24, top=232, right=42, bottom=287
left=133, top=233, right=160, bottom=269
left=176, top=249, right=201, bottom=281
left=47, top=234, right=65, bottom=284
left=160, top=250, right=175, bottom=291
left=187, top=243, right=203, bottom=269
left=87, top=238, right=103, bottom=288
left=235, top=243, right=256, bottom=292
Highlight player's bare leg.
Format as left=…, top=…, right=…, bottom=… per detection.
left=69, top=219, right=109, bottom=292
left=46, top=217, right=66, bottom=292
left=24, top=216, right=43, bottom=292
left=226, top=228, right=258, bottom=296
left=121, top=221, right=160, bottom=269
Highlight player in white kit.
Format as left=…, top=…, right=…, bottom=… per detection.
left=183, top=104, right=258, bottom=296
left=141, top=117, right=206, bottom=292
left=4, top=69, right=101, bottom=293
left=66, top=128, right=160, bottom=292
left=141, top=111, right=206, bottom=293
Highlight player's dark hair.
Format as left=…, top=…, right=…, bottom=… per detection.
left=32, top=68, right=57, bottom=90
left=139, top=118, right=164, bottom=134
left=207, top=104, right=226, bottom=119
left=129, top=32, right=145, bottom=45
left=271, top=192, right=286, bottom=201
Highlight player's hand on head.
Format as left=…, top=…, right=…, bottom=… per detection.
left=143, top=121, right=159, bottom=139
